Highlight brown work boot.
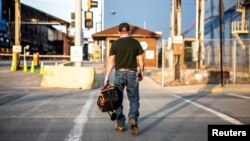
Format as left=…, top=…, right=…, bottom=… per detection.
left=129, top=119, right=139, bottom=135
left=114, top=124, right=126, bottom=132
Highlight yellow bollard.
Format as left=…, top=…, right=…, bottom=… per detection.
left=10, top=64, right=16, bottom=72
left=33, top=53, right=39, bottom=67
left=23, top=63, right=28, bottom=72
left=23, top=60, right=28, bottom=72
left=30, top=61, right=35, bottom=73
left=39, top=61, right=44, bottom=75
left=10, top=53, right=18, bottom=71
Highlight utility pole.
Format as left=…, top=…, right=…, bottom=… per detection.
left=170, top=0, right=182, bottom=36
left=176, top=0, right=181, bottom=36
left=74, top=0, right=83, bottom=67
left=75, top=0, right=82, bottom=46
left=11, top=0, right=21, bottom=71
left=169, top=0, right=183, bottom=80
left=195, top=0, right=205, bottom=69
left=219, top=0, right=224, bottom=87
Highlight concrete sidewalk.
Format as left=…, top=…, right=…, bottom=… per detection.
left=140, top=76, right=250, bottom=94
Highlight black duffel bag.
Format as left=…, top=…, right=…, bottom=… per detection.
left=97, top=83, right=119, bottom=121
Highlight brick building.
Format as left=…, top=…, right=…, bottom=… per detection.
left=92, top=24, right=161, bottom=67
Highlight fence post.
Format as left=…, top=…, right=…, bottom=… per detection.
left=249, top=43, right=250, bottom=72
left=161, top=39, right=165, bottom=87
left=233, top=40, right=236, bottom=84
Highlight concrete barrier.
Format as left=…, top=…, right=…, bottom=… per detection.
left=41, top=65, right=96, bottom=89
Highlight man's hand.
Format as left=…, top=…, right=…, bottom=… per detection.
left=138, top=72, right=144, bottom=81
left=137, top=54, right=144, bottom=81
left=104, top=77, right=109, bottom=86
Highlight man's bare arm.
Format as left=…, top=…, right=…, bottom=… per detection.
left=137, top=54, right=144, bottom=81
left=104, top=55, right=115, bottom=85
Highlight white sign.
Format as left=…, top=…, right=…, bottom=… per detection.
left=70, top=46, right=83, bottom=62
left=140, top=41, right=148, bottom=50
left=12, top=45, right=22, bottom=53
left=173, top=36, right=183, bottom=44
left=145, top=50, right=154, bottom=59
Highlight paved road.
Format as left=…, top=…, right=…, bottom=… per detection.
left=0, top=61, right=250, bottom=141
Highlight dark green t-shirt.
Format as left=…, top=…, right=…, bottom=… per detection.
left=110, top=37, right=144, bottom=70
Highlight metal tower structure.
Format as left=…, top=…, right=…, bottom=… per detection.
left=195, top=0, right=205, bottom=69
left=232, top=0, right=249, bottom=49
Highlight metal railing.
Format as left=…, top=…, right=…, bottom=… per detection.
left=231, top=21, right=249, bottom=32
left=0, top=54, right=70, bottom=60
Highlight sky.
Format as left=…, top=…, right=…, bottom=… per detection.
left=104, top=0, right=196, bottom=38
left=21, top=0, right=196, bottom=39
left=21, top=0, right=75, bottom=22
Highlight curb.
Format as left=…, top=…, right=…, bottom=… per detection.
left=198, top=87, right=224, bottom=93
left=198, top=87, right=250, bottom=94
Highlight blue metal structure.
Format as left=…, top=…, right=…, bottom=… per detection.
left=204, top=0, right=250, bottom=40
left=0, top=0, right=10, bottom=48
left=202, top=0, right=250, bottom=70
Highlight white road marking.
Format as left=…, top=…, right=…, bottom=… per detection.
left=168, top=92, right=243, bottom=125
left=66, top=90, right=97, bottom=141
left=228, top=93, right=250, bottom=100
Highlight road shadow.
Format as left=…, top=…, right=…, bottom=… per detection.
left=139, top=92, right=207, bottom=135
left=197, top=84, right=219, bottom=93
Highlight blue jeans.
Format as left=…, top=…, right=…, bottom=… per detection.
left=114, top=71, right=140, bottom=125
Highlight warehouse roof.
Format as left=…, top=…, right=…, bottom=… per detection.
left=92, top=24, right=161, bottom=40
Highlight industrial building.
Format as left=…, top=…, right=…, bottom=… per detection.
left=0, top=0, right=72, bottom=56
left=204, top=0, right=250, bottom=70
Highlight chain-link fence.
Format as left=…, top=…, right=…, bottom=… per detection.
left=151, top=39, right=250, bottom=86
left=203, top=39, right=250, bottom=84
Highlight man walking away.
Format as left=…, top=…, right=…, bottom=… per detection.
left=104, top=22, right=145, bottom=135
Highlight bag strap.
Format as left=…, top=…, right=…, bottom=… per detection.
left=103, top=80, right=110, bottom=88
left=108, top=111, right=117, bottom=121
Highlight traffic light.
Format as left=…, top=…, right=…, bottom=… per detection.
left=85, top=11, right=93, bottom=28
left=71, top=12, right=75, bottom=28
left=85, top=0, right=97, bottom=29
left=87, top=0, right=98, bottom=9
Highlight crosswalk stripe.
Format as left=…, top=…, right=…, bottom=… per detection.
left=168, top=92, right=244, bottom=125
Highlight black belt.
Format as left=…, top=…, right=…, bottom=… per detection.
left=116, top=68, right=137, bottom=72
